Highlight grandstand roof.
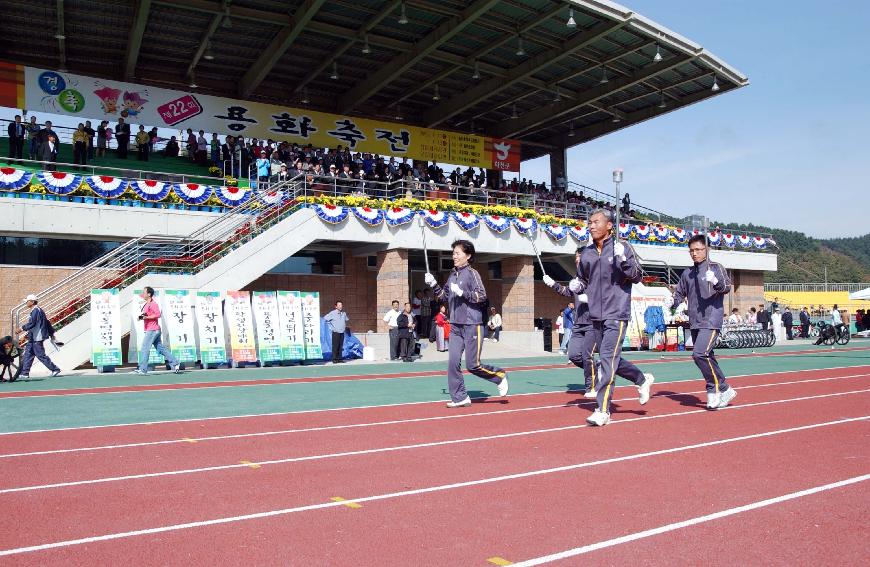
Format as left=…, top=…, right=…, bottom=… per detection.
left=1, top=0, right=748, bottom=161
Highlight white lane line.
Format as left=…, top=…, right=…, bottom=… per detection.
left=2, top=372, right=867, bottom=460
left=1, top=363, right=868, bottom=437
left=510, top=474, right=870, bottom=566
left=1, top=389, right=867, bottom=496
left=0, top=415, right=866, bottom=558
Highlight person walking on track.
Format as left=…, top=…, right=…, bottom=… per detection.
left=666, top=234, right=736, bottom=409
left=16, top=294, right=62, bottom=380
left=570, top=209, right=655, bottom=426
left=425, top=239, right=508, bottom=408
left=543, top=247, right=598, bottom=399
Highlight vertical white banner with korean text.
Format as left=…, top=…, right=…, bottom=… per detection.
left=252, top=291, right=282, bottom=363
left=276, top=290, right=305, bottom=360
left=161, top=289, right=197, bottom=363
left=195, top=291, right=227, bottom=365
left=224, top=290, right=257, bottom=364
left=299, top=291, right=323, bottom=359
left=90, top=289, right=122, bottom=367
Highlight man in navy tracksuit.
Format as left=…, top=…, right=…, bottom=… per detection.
left=426, top=239, right=508, bottom=408
left=570, top=209, right=654, bottom=426
left=544, top=248, right=598, bottom=398
left=16, top=294, right=62, bottom=379
left=667, top=234, right=736, bottom=409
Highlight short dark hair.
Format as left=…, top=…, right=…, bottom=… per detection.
left=688, top=234, right=708, bottom=247
left=451, top=239, right=475, bottom=261
left=144, top=286, right=155, bottom=297
left=391, top=300, right=399, bottom=306
left=334, top=300, right=343, bottom=306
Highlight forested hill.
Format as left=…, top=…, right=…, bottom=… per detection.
left=709, top=223, right=870, bottom=283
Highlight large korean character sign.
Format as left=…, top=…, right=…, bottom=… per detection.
left=161, top=289, right=197, bottom=363
left=195, top=291, right=228, bottom=365
left=276, top=291, right=305, bottom=360
left=224, top=290, right=257, bottom=364
left=252, top=291, right=281, bottom=363
left=129, top=289, right=163, bottom=365
left=299, top=291, right=323, bottom=359
left=90, top=289, right=122, bottom=367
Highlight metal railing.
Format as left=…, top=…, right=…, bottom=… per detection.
left=10, top=175, right=307, bottom=337
left=764, top=283, right=867, bottom=293
left=1, top=155, right=224, bottom=186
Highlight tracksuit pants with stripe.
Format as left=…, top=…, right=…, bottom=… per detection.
left=593, top=320, right=646, bottom=413
left=448, top=323, right=505, bottom=403
left=567, top=325, right=596, bottom=392
left=690, top=328, right=729, bottom=393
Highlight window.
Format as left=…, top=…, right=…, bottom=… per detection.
left=0, top=237, right=122, bottom=266
left=488, top=261, right=502, bottom=280
left=535, top=261, right=572, bottom=281
left=268, top=250, right=343, bottom=275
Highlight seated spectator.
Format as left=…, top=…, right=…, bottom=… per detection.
left=163, top=136, right=179, bottom=157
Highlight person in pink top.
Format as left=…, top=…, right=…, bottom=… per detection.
left=135, top=286, right=180, bottom=375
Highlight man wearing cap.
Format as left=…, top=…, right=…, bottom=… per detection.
left=16, top=294, right=62, bottom=379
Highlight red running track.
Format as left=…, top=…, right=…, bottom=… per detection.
left=0, top=370, right=867, bottom=564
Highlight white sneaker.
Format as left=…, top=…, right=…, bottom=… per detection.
left=584, top=389, right=597, bottom=399
left=706, top=392, right=721, bottom=410
left=172, top=364, right=182, bottom=374
left=17, top=375, right=29, bottom=380
left=637, top=373, right=655, bottom=405
left=717, top=387, right=737, bottom=409
left=446, top=397, right=472, bottom=408
left=132, top=369, right=146, bottom=375
left=492, top=339, right=498, bottom=343
left=586, top=409, right=611, bottom=426
left=51, top=370, right=62, bottom=377
left=497, top=376, right=509, bottom=397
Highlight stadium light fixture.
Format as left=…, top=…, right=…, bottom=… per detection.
left=330, top=61, right=339, bottom=80
left=188, top=73, right=198, bottom=89
left=658, top=91, right=667, bottom=108
left=54, top=33, right=66, bottom=40
left=568, top=121, right=575, bottom=137
left=398, top=2, right=408, bottom=25
left=301, top=88, right=309, bottom=104
left=222, top=14, right=232, bottom=28
left=611, top=114, right=620, bottom=123
left=711, top=75, right=720, bottom=91
left=432, top=84, right=440, bottom=101
left=516, top=35, right=525, bottom=57
left=511, top=103, right=518, bottom=119
left=203, top=42, right=215, bottom=61
left=472, top=60, right=480, bottom=80
left=653, top=44, right=662, bottom=62
left=362, top=35, right=371, bottom=54
left=394, top=106, right=403, bottom=120
left=553, top=87, right=561, bottom=102
left=600, top=67, right=608, bottom=84
left=567, top=8, right=577, bottom=28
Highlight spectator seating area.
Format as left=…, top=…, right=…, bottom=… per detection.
left=763, top=291, right=865, bottom=316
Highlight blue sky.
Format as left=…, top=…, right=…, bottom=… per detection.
left=514, top=0, right=870, bottom=238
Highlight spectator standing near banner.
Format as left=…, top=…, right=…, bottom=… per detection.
left=426, top=239, right=508, bottom=408
left=396, top=303, right=416, bottom=362
left=324, top=300, right=349, bottom=364
left=7, top=114, right=26, bottom=160
left=72, top=123, right=89, bottom=166
left=135, top=125, right=150, bottom=161
left=134, top=287, right=180, bottom=375
left=383, top=300, right=401, bottom=361
left=27, top=115, right=41, bottom=160
left=799, top=307, right=810, bottom=338
left=15, top=294, right=61, bottom=380
left=114, top=117, right=130, bottom=159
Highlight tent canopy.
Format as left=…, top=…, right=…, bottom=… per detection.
left=848, top=287, right=870, bottom=301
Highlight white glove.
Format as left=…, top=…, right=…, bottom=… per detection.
left=568, top=278, right=583, bottom=293
left=424, top=273, right=437, bottom=287
left=449, top=282, right=464, bottom=297
left=704, top=269, right=718, bottom=285
left=542, top=275, right=555, bottom=287
left=613, top=242, right=626, bottom=260
left=662, top=295, right=674, bottom=308
left=577, top=294, right=588, bottom=304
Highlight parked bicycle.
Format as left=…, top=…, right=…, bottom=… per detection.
left=716, top=323, right=776, bottom=349
left=814, top=321, right=850, bottom=346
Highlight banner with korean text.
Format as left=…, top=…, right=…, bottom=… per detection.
left=299, top=292, right=323, bottom=359
left=161, top=289, right=197, bottom=363
left=195, top=291, right=228, bottom=365
left=276, top=291, right=305, bottom=360
left=252, top=291, right=282, bottom=363
left=128, top=289, right=164, bottom=365
left=90, top=289, right=122, bottom=367
left=21, top=65, right=521, bottom=171
left=224, top=290, right=257, bottom=364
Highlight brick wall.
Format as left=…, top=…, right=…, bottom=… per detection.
left=535, top=281, right=572, bottom=346
left=244, top=249, right=378, bottom=333
left=375, top=249, right=409, bottom=332
left=730, top=270, right=765, bottom=315
left=0, top=266, right=78, bottom=332
left=501, top=256, right=534, bottom=330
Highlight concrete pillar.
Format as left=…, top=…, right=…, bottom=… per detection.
left=376, top=249, right=409, bottom=332
left=549, top=146, right=568, bottom=190
left=730, top=270, right=764, bottom=315
left=501, top=256, right=534, bottom=331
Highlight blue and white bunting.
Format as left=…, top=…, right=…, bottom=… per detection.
left=570, top=225, right=590, bottom=244
left=543, top=224, right=568, bottom=241
left=352, top=206, right=384, bottom=226
left=215, top=185, right=251, bottom=207
left=422, top=209, right=449, bottom=228
left=39, top=171, right=82, bottom=195
left=85, top=175, right=128, bottom=198
left=385, top=207, right=415, bottom=227
left=0, top=167, right=32, bottom=190
left=483, top=214, right=510, bottom=233
left=451, top=211, right=480, bottom=231
left=313, top=203, right=349, bottom=224
left=174, top=183, right=213, bottom=205
left=132, top=179, right=170, bottom=202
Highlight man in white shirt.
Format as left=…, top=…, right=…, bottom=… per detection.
left=486, top=307, right=503, bottom=342
left=383, top=300, right=401, bottom=361
left=831, top=304, right=844, bottom=337
left=727, top=308, right=741, bottom=325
